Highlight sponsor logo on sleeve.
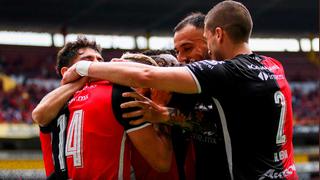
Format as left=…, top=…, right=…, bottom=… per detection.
left=247, top=64, right=279, bottom=71
left=258, top=72, right=269, bottom=81
left=258, top=164, right=296, bottom=180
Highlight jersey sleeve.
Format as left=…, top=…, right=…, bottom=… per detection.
left=39, top=103, right=69, bottom=179
left=112, top=84, right=151, bottom=133
left=186, top=60, right=237, bottom=95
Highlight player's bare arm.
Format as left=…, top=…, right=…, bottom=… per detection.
left=32, top=77, right=87, bottom=127
left=62, top=60, right=199, bottom=94
left=127, top=125, right=173, bottom=172
left=113, top=86, right=173, bottom=172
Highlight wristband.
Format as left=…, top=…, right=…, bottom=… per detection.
left=75, top=61, right=92, bottom=76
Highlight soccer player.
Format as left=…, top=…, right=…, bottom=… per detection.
left=62, top=1, right=298, bottom=179
left=32, top=36, right=172, bottom=179
left=124, top=13, right=230, bottom=180
left=120, top=52, right=180, bottom=180
left=173, top=12, right=229, bottom=180
left=36, top=65, right=88, bottom=179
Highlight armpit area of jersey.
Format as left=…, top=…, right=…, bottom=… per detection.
left=39, top=124, right=52, bottom=133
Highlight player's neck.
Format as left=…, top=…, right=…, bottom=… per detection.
left=225, top=42, right=252, bottom=60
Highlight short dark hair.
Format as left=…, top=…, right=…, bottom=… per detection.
left=142, top=49, right=175, bottom=57
left=56, top=35, right=102, bottom=77
left=174, top=12, right=205, bottom=33
left=205, top=0, right=253, bottom=43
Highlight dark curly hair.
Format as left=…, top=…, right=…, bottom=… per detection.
left=56, top=35, right=102, bottom=78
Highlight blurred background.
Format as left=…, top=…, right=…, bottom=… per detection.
left=0, top=0, right=319, bottom=179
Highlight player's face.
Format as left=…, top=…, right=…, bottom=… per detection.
left=174, top=25, right=209, bottom=64
left=203, top=27, right=223, bottom=61
left=72, top=48, right=104, bottom=81
left=73, top=48, right=104, bottom=64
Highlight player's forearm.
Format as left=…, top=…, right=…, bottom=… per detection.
left=88, top=61, right=156, bottom=88
left=32, top=81, right=83, bottom=126
left=86, top=61, right=198, bottom=93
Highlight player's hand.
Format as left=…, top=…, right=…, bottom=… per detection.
left=121, top=92, right=169, bottom=125
left=61, top=63, right=81, bottom=85
left=60, top=76, right=88, bottom=86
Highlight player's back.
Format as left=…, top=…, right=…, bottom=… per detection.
left=219, top=55, right=297, bottom=179
left=66, top=81, right=131, bottom=180
left=223, top=55, right=297, bottom=179
left=186, top=54, right=298, bottom=179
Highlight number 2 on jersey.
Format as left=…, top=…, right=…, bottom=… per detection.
left=65, top=110, right=84, bottom=167
left=274, top=91, right=286, bottom=145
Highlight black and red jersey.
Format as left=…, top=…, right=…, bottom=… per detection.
left=186, top=54, right=298, bottom=180
left=39, top=81, right=148, bottom=179
left=39, top=104, right=69, bottom=179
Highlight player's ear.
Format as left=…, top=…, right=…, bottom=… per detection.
left=60, top=67, right=68, bottom=76
left=215, top=27, right=223, bottom=43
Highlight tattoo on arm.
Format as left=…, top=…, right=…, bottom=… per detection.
left=165, top=108, right=198, bottom=131
left=167, top=108, right=190, bottom=123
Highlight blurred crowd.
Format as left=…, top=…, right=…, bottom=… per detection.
left=292, top=85, right=320, bottom=125
left=0, top=76, right=319, bottom=126
left=0, top=81, right=49, bottom=124
left=0, top=54, right=57, bottom=79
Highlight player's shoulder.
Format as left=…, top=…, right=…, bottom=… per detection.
left=259, top=55, right=284, bottom=69
left=233, top=54, right=283, bottom=67
left=230, top=54, right=260, bottom=63
left=230, top=53, right=280, bottom=69
left=187, top=59, right=226, bottom=71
